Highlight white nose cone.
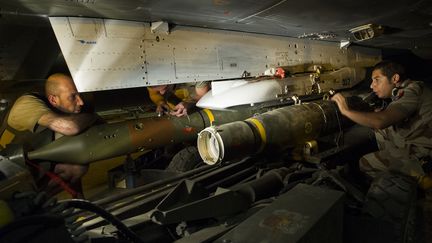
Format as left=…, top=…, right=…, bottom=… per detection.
left=196, top=79, right=282, bottom=109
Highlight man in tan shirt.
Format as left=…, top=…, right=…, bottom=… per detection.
left=332, top=61, right=432, bottom=186
left=0, top=73, right=97, bottom=196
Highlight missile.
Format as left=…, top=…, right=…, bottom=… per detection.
left=197, top=67, right=366, bottom=109
left=27, top=108, right=257, bottom=164
left=197, top=100, right=351, bottom=165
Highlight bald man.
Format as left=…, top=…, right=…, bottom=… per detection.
left=0, top=73, right=97, bottom=197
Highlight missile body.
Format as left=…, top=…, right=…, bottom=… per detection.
left=197, top=100, right=350, bottom=165
left=27, top=108, right=256, bottom=164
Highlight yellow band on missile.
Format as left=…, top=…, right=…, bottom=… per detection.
left=246, top=118, right=267, bottom=153
left=203, top=109, right=215, bottom=126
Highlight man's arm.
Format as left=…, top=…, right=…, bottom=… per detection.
left=331, top=93, right=408, bottom=129
left=147, top=87, right=171, bottom=115
left=38, top=112, right=97, bottom=135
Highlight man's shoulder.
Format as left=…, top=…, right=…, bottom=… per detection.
left=404, top=80, right=427, bottom=92
left=10, top=93, right=52, bottom=117
left=392, top=80, right=426, bottom=102
left=404, top=80, right=432, bottom=101
left=15, top=93, right=46, bottom=104
left=7, top=93, right=52, bottom=132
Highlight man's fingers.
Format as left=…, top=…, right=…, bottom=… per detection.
left=331, top=94, right=345, bottom=106
left=170, top=109, right=182, bottom=116
left=330, top=93, right=341, bottom=101
left=53, top=164, right=88, bottom=182
left=170, top=107, right=187, bottom=117
left=179, top=108, right=187, bottom=117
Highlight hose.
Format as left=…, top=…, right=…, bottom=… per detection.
left=61, top=199, right=144, bottom=243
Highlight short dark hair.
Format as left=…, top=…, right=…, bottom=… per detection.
left=372, top=61, right=406, bottom=81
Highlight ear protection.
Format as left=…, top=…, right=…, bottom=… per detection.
left=392, top=86, right=400, bottom=97
left=391, top=87, right=403, bottom=101
left=390, top=74, right=405, bottom=101
left=391, top=80, right=409, bottom=101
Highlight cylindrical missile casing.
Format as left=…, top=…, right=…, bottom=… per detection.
left=198, top=100, right=347, bottom=165
left=27, top=108, right=255, bottom=164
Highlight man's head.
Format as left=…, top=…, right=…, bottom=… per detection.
left=149, top=85, right=170, bottom=95
left=370, top=61, right=406, bottom=98
left=45, top=73, right=84, bottom=114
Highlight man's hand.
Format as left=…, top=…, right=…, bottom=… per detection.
left=170, top=102, right=192, bottom=117
left=51, top=164, right=89, bottom=184
left=331, top=93, right=349, bottom=115
left=156, top=102, right=170, bottom=116
left=45, top=163, right=88, bottom=198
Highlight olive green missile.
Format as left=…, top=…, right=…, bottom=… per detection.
left=27, top=108, right=257, bottom=164
left=197, top=100, right=351, bottom=165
